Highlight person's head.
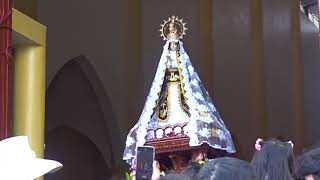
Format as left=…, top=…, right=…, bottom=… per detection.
left=251, top=139, right=295, bottom=180
left=296, top=148, right=320, bottom=180
left=181, top=162, right=202, bottom=179
left=197, top=157, right=255, bottom=180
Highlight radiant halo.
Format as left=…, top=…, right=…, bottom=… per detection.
left=159, top=15, right=187, bottom=41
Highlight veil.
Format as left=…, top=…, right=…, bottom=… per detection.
left=123, top=40, right=235, bottom=164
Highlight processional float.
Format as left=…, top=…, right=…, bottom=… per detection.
left=123, top=16, right=236, bottom=172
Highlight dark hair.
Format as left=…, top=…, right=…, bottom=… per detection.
left=181, top=162, right=202, bottom=179
left=160, top=173, right=192, bottom=180
left=296, top=147, right=320, bottom=179
left=251, top=139, right=295, bottom=180
left=197, top=157, right=255, bottom=180
left=159, top=162, right=201, bottom=180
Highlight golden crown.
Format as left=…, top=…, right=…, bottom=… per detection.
left=159, top=15, right=187, bottom=41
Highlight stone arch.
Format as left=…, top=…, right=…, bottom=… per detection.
left=45, top=55, right=122, bottom=168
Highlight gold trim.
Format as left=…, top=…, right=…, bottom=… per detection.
left=175, top=50, right=185, bottom=94
left=157, top=82, right=170, bottom=122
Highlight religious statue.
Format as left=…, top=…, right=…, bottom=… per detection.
left=123, top=16, right=235, bottom=167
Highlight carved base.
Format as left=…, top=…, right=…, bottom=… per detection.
left=145, top=137, right=227, bottom=172
left=144, top=123, right=229, bottom=172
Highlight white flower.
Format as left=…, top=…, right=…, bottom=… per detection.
left=181, top=70, right=188, bottom=77
left=126, top=137, right=135, bottom=147
left=194, top=92, right=204, bottom=101
left=191, top=79, right=198, bottom=87
left=188, top=65, right=194, bottom=75
left=200, top=116, right=214, bottom=123
left=199, top=128, right=211, bottom=138
left=217, top=129, right=227, bottom=140
left=197, top=104, right=209, bottom=112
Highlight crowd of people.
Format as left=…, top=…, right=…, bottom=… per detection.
left=146, top=139, right=320, bottom=180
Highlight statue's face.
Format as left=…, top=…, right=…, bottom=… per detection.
left=169, top=42, right=178, bottom=51
left=169, top=22, right=175, bottom=31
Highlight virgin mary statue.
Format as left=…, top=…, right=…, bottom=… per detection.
left=123, top=16, right=235, bottom=164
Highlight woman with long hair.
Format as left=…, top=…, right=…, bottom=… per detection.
left=251, top=138, right=295, bottom=180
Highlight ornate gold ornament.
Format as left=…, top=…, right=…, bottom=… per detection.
left=159, top=15, right=187, bottom=41
left=210, top=128, right=218, bottom=137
